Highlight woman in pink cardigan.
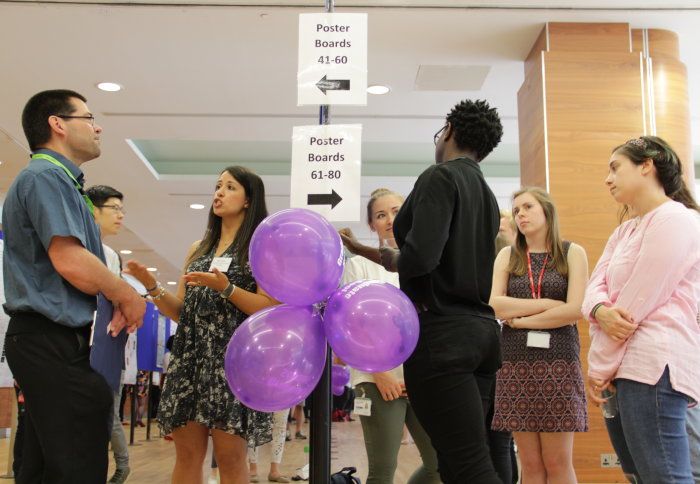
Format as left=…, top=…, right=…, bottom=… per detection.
left=584, top=136, right=700, bottom=483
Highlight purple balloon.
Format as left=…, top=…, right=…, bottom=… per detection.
left=249, top=209, right=344, bottom=306
left=331, top=364, right=350, bottom=394
left=225, top=305, right=327, bottom=412
left=323, top=280, right=419, bottom=373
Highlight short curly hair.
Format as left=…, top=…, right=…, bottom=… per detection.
left=446, top=99, right=503, bottom=161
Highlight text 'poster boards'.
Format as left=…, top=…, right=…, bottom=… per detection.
left=298, top=13, right=367, bottom=106
left=290, top=124, right=362, bottom=222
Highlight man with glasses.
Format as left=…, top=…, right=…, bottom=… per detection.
left=85, top=185, right=131, bottom=484
left=2, top=89, right=146, bottom=483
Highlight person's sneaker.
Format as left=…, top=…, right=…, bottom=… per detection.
left=108, top=467, right=130, bottom=484
left=295, top=431, right=307, bottom=440
left=285, top=430, right=292, bottom=442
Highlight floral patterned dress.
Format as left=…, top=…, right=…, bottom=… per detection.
left=491, top=242, right=588, bottom=433
left=157, top=246, right=272, bottom=446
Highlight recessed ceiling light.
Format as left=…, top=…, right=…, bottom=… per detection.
left=96, top=82, right=122, bottom=92
left=167, top=281, right=177, bottom=285
left=367, top=84, right=390, bottom=95
left=147, top=267, right=157, bottom=272
left=120, top=249, right=133, bottom=255
left=190, top=203, right=206, bottom=210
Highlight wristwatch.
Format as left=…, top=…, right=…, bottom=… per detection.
left=219, top=282, right=235, bottom=299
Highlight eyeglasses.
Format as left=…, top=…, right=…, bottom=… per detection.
left=55, top=114, right=95, bottom=127
left=434, top=124, right=447, bottom=145
left=95, top=204, right=125, bottom=214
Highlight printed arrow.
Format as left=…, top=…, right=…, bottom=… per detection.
left=316, top=75, right=351, bottom=94
left=308, top=190, right=342, bottom=209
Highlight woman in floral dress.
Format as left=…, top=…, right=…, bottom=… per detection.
left=125, top=166, right=277, bottom=484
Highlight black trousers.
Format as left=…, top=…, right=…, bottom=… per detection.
left=5, top=312, right=113, bottom=484
left=404, top=312, right=504, bottom=484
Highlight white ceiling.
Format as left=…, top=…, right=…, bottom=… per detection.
left=1, top=0, right=699, bottom=285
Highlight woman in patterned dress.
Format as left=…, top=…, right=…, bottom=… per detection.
left=489, top=187, right=589, bottom=484
left=125, top=166, right=277, bottom=484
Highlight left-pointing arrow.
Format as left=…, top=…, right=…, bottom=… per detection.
left=307, top=190, right=343, bottom=209
left=316, top=75, right=351, bottom=94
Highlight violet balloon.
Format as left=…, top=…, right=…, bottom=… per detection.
left=331, top=363, right=350, bottom=396
left=249, top=209, right=344, bottom=306
left=225, top=305, right=327, bottom=412
left=331, top=364, right=350, bottom=394
left=323, top=280, right=419, bottom=373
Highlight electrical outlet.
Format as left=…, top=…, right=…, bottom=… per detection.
left=600, top=453, right=621, bottom=468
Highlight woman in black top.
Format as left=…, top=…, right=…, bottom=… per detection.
left=380, top=99, right=505, bottom=484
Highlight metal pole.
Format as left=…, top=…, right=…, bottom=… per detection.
left=309, top=346, right=332, bottom=484
left=145, top=371, right=152, bottom=441
left=129, top=385, right=137, bottom=445
left=310, top=1, right=334, bottom=482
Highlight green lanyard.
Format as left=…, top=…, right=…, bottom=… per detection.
left=31, top=153, right=94, bottom=215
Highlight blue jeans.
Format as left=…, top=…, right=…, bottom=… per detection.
left=604, top=366, right=692, bottom=483
left=685, top=405, right=700, bottom=484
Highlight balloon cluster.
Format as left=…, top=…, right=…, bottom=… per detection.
left=224, top=209, right=419, bottom=412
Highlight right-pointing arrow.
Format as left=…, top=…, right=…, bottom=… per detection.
left=307, top=189, right=342, bottom=209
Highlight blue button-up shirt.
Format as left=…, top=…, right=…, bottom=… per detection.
left=2, top=149, right=105, bottom=327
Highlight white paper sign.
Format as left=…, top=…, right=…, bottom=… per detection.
left=290, top=124, right=362, bottom=222
left=298, top=13, right=367, bottom=106
left=122, top=332, right=137, bottom=385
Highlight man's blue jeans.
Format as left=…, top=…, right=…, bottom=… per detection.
left=604, top=366, right=693, bottom=483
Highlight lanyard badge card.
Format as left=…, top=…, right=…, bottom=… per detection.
left=354, top=388, right=372, bottom=416
left=526, top=249, right=551, bottom=349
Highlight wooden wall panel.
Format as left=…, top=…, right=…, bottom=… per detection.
left=0, top=388, right=13, bottom=429
left=518, top=51, right=547, bottom=188
left=631, top=28, right=693, bottom=179
left=645, top=29, right=680, bottom=59
left=545, top=50, right=644, bottom=483
left=518, top=23, right=652, bottom=483
left=544, top=50, right=646, bottom=267
left=547, top=22, right=631, bottom=53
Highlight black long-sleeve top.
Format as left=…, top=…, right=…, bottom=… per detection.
left=393, top=157, right=500, bottom=318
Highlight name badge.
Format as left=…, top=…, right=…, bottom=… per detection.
left=354, top=397, right=372, bottom=416
left=209, top=257, right=233, bottom=273
left=527, top=331, right=551, bottom=349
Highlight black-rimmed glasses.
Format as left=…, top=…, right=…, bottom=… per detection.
left=434, top=124, right=447, bottom=145
left=95, top=204, right=125, bottom=214
left=56, top=114, right=95, bottom=127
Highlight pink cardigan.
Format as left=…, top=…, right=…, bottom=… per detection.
left=584, top=201, right=700, bottom=403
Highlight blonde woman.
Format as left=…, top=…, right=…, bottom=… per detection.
left=339, top=188, right=440, bottom=484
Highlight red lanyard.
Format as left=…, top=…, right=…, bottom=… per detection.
left=526, top=249, right=549, bottom=299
